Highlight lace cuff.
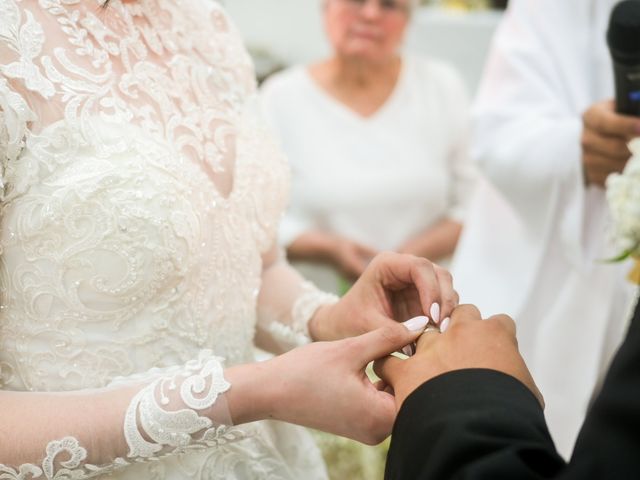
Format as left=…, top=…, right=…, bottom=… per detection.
left=257, top=251, right=339, bottom=352
left=264, top=281, right=340, bottom=348
left=0, top=351, right=245, bottom=479
left=119, top=350, right=237, bottom=457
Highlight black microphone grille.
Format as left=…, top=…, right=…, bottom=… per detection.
left=608, top=0, right=640, bottom=62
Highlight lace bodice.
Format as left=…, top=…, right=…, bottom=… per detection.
left=0, top=1, right=335, bottom=478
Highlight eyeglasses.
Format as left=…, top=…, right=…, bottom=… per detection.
left=337, top=0, right=411, bottom=14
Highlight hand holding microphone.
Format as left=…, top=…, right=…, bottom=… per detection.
left=582, top=0, right=640, bottom=187
left=581, top=100, right=639, bottom=187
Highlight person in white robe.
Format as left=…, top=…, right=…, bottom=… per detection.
left=451, top=0, right=639, bottom=458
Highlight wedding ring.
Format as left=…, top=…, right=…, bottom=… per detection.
left=423, top=326, right=441, bottom=334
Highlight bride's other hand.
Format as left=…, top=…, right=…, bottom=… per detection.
left=309, top=252, right=458, bottom=342
left=373, top=305, right=543, bottom=410
left=225, top=319, right=429, bottom=445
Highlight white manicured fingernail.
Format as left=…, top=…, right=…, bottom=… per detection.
left=402, top=345, right=413, bottom=356
left=430, top=303, right=441, bottom=324
left=403, top=315, right=429, bottom=332
left=440, top=317, right=451, bottom=333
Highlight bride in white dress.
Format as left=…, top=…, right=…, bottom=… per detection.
left=0, top=0, right=456, bottom=478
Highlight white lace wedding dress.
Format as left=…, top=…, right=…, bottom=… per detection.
left=0, top=0, right=335, bottom=478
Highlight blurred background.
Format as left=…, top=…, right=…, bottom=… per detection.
left=226, top=0, right=506, bottom=94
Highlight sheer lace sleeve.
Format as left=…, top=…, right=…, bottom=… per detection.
left=255, top=246, right=339, bottom=353
left=0, top=350, right=244, bottom=478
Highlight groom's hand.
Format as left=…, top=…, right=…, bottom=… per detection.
left=373, top=305, right=544, bottom=410
left=309, top=252, right=458, bottom=342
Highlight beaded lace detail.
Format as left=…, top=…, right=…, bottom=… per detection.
left=0, top=0, right=332, bottom=478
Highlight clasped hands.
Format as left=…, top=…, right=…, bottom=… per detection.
left=231, top=252, right=541, bottom=446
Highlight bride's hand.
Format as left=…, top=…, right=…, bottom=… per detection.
left=225, top=318, right=429, bottom=445
left=309, top=252, right=458, bottom=342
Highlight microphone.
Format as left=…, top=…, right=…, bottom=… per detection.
left=608, top=0, right=640, bottom=116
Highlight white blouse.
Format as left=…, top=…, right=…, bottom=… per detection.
left=261, top=56, right=475, bottom=256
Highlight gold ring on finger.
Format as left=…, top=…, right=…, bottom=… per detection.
left=423, top=326, right=441, bottom=334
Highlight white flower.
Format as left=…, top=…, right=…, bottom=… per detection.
left=607, top=138, right=640, bottom=256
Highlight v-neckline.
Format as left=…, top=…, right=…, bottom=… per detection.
left=302, top=58, right=408, bottom=123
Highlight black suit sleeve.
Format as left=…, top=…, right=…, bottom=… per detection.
left=385, top=303, right=640, bottom=480
left=385, top=369, right=564, bottom=480
left=566, top=303, right=640, bottom=479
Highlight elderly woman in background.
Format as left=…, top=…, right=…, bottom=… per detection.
left=261, top=0, right=476, bottom=293
left=261, top=0, right=474, bottom=477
